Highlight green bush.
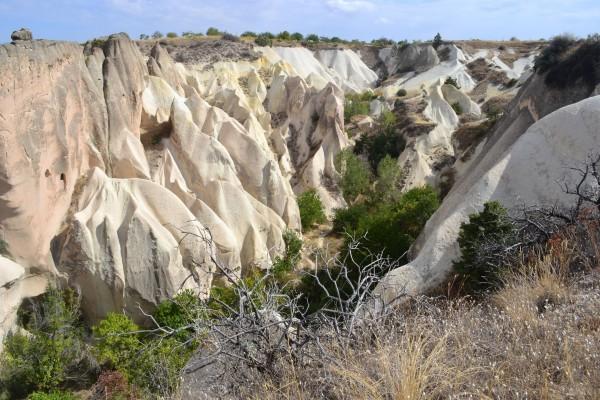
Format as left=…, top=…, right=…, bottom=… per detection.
left=241, top=31, right=257, bottom=38
left=255, top=34, right=273, bottom=47
left=534, top=34, right=577, bottom=74
left=151, top=31, right=163, bottom=39
left=453, top=201, right=513, bottom=292
left=206, top=27, right=221, bottom=36
left=166, top=32, right=178, bottom=38
left=277, top=31, right=291, bottom=40
left=433, top=33, right=443, bottom=49
left=451, top=102, right=463, bottom=115
left=336, top=150, right=371, bottom=203
left=153, top=290, right=205, bottom=342
left=397, top=88, right=407, bottom=97
left=297, top=190, right=326, bottom=230
left=379, top=110, right=397, bottom=133
left=27, top=391, right=77, bottom=400
left=291, top=32, right=304, bottom=41
left=0, top=287, right=90, bottom=399
left=93, top=313, right=142, bottom=373
left=354, top=128, right=405, bottom=171
left=374, top=155, right=403, bottom=203
left=306, top=34, right=320, bottom=42
left=344, top=93, right=372, bottom=123
left=544, top=36, right=600, bottom=88
left=272, top=230, right=303, bottom=281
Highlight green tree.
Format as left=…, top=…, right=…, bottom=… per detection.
left=272, top=230, right=303, bottom=281
left=206, top=27, right=221, bottom=36
left=336, top=150, right=371, bottom=203
left=297, top=190, right=326, bottom=230
left=277, top=31, right=291, bottom=40
left=374, top=156, right=403, bottom=203
left=166, top=32, right=178, bottom=38
left=291, top=32, right=304, bottom=41
left=153, top=290, right=205, bottom=342
left=152, top=31, right=163, bottom=39
left=93, top=313, right=141, bottom=373
left=433, top=32, right=443, bottom=49
left=453, top=201, right=514, bottom=292
left=255, top=34, right=273, bottom=47
left=306, top=34, right=320, bottom=42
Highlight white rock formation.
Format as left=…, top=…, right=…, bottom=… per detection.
left=376, top=95, right=600, bottom=303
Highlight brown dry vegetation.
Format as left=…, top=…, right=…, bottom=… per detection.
left=247, top=228, right=600, bottom=400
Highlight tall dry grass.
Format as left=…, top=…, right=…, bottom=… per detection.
left=249, top=231, right=600, bottom=399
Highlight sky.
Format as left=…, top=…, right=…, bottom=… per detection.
left=1, top=0, right=600, bottom=43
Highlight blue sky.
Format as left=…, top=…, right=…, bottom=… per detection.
left=1, top=0, right=600, bottom=42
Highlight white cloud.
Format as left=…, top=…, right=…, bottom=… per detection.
left=326, top=0, right=375, bottom=13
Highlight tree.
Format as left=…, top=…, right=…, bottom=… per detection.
left=241, top=31, right=257, bottom=38
left=152, top=31, right=163, bottom=39
left=306, top=34, right=320, bottom=42
left=206, top=27, right=221, bottom=36
left=255, top=34, right=273, bottom=47
left=336, top=150, right=371, bottom=203
left=166, top=32, right=178, bottom=38
left=297, top=190, right=326, bottom=230
left=375, top=156, right=403, bottom=203
left=453, top=201, right=514, bottom=292
left=139, top=33, right=149, bottom=40
left=277, top=31, right=291, bottom=40
left=433, top=32, right=443, bottom=49
left=291, top=32, right=304, bottom=41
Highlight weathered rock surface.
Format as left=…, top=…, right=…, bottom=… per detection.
left=10, top=28, right=32, bottom=41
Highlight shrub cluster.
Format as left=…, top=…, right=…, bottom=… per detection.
left=297, top=189, right=327, bottom=230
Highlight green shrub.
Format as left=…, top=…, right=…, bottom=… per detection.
left=153, top=290, right=205, bottom=342
left=344, top=94, right=372, bottom=123
left=291, top=32, right=304, bottom=41
left=0, top=287, right=90, bottom=398
left=336, top=150, right=371, bottom=203
left=444, top=76, right=461, bottom=89
left=397, top=88, right=407, bottom=97
left=379, top=110, right=397, bottom=133
left=306, top=34, right=320, bottom=42
left=451, top=102, right=463, bottom=115
left=354, top=128, right=405, bottom=171
left=255, top=34, right=273, bottom=47
left=151, top=31, right=163, bottom=39
left=374, top=155, right=403, bottom=203
left=544, top=37, right=600, bottom=88
left=222, top=32, right=240, bottom=42
left=27, top=391, right=77, bottom=400
left=277, top=31, right=291, bottom=41
left=433, top=33, right=443, bottom=49
left=166, top=32, right=178, bottom=38
left=139, top=34, right=149, bottom=40
left=297, top=190, right=326, bottom=230
left=333, top=203, right=369, bottom=234
left=272, top=230, right=303, bottom=281
left=534, top=34, right=577, bottom=74
left=93, top=313, right=141, bottom=373
left=206, top=27, right=221, bottom=36
left=241, top=31, right=257, bottom=38
left=453, top=201, right=513, bottom=292
left=182, top=31, right=203, bottom=38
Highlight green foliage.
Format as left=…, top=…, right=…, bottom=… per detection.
left=166, top=32, right=178, bottom=38
left=306, top=34, right=320, bottom=42
left=371, top=37, right=395, bottom=46
left=260, top=32, right=275, bottom=39
left=344, top=92, right=374, bottom=123
left=433, top=33, right=443, bottom=49
left=153, top=290, right=204, bottom=342
left=209, top=269, right=268, bottom=317
left=272, top=230, right=303, bottom=281
left=291, top=32, right=304, bottom=41
left=378, top=110, right=397, bottom=133
left=241, top=31, right=257, bottom=38
left=222, top=32, right=240, bottom=42
left=451, top=102, right=463, bottom=115
left=298, top=190, right=327, bottom=230
left=206, top=27, right=221, bottom=36
left=182, top=31, right=203, bottom=38
left=444, top=76, right=461, bottom=89
left=0, top=287, right=88, bottom=399
left=453, top=201, right=514, bottom=292
left=534, top=34, right=577, bottom=74
left=93, top=313, right=141, bottom=372
left=354, top=128, right=405, bottom=172
left=336, top=150, right=371, bottom=203
left=277, top=31, right=291, bottom=40
left=374, top=155, right=403, bottom=203
left=543, top=36, right=600, bottom=89
left=255, top=34, right=273, bottom=47
left=27, top=391, right=77, bottom=400
left=397, top=88, right=407, bottom=97
left=139, top=34, right=149, bottom=40
left=333, top=203, right=369, bottom=234
left=151, top=31, right=163, bottom=39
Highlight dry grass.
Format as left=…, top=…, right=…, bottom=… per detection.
left=248, top=235, right=600, bottom=399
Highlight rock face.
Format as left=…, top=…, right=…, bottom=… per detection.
left=0, top=35, right=355, bottom=337
left=10, top=28, right=32, bottom=41
left=376, top=91, right=600, bottom=304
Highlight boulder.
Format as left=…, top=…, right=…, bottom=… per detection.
left=10, top=28, right=32, bottom=41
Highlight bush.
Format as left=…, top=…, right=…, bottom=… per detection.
left=291, top=32, right=304, bottom=41
left=374, top=155, right=403, bottom=203
left=433, top=33, right=443, bottom=49
left=27, top=392, right=77, bottom=400
left=182, top=31, right=203, bottom=38
left=344, top=92, right=375, bottom=123
left=306, top=34, right=320, bottom=42
left=153, top=290, right=204, bottom=342
left=151, top=31, right=163, bottom=39
left=333, top=203, right=370, bottom=234
left=544, top=37, right=600, bottom=88
left=206, top=27, right=221, bottom=36
left=255, top=34, right=273, bottom=47
left=272, top=230, right=303, bottom=280
left=277, top=31, right=291, bottom=41
left=444, top=76, right=460, bottom=89
left=354, top=129, right=405, bottom=171
left=166, top=32, right=178, bottom=38
left=336, top=150, right=371, bottom=203
left=451, top=102, right=463, bottom=115
left=453, top=201, right=514, bottom=292
left=93, top=313, right=142, bottom=373
left=297, top=190, right=326, bottom=230
left=379, top=110, right=397, bottom=133
left=0, top=287, right=91, bottom=398
left=139, top=34, right=149, bottom=40
left=397, top=88, right=407, bottom=97
left=222, top=32, right=240, bottom=42
left=241, top=31, right=257, bottom=38
left=534, top=34, right=577, bottom=74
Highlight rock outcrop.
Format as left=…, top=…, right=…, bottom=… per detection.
left=10, top=28, right=32, bottom=41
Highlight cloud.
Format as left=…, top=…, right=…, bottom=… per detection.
left=326, top=0, right=375, bottom=12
